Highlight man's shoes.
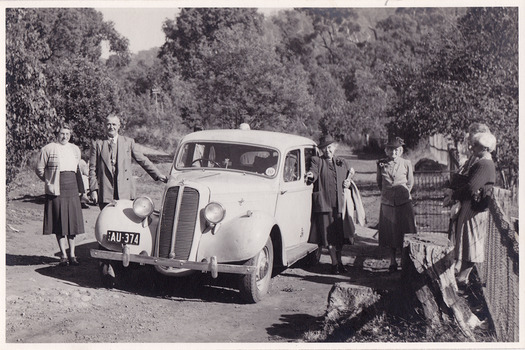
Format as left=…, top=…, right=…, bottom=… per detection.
left=331, top=264, right=341, bottom=275
left=388, top=263, right=398, bottom=273
left=338, top=263, right=348, bottom=273
left=69, top=257, right=80, bottom=266
left=80, top=195, right=90, bottom=209
left=59, top=257, right=69, bottom=266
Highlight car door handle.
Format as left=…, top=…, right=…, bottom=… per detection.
left=280, top=190, right=287, bottom=195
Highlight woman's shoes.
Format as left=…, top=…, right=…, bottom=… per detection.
left=58, top=257, right=69, bottom=266
left=338, top=263, right=348, bottom=273
left=58, top=256, right=79, bottom=266
left=388, top=263, right=398, bottom=272
left=69, top=257, right=80, bottom=266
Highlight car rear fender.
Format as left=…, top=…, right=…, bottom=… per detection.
left=196, top=210, right=278, bottom=262
left=94, top=200, right=159, bottom=255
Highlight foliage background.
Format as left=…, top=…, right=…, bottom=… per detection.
left=6, top=7, right=519, bottom=187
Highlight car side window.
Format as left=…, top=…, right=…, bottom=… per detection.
left=304, top=147, right=316, bottom=172
left=283, top=149, right=300, bottom=182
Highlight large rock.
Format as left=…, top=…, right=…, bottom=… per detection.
left=323, top=283, right=383, bottom=337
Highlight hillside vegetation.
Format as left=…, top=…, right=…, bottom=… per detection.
left=6, top=8, right=518, bottom=188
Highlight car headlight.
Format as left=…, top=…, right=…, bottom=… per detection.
left=204, top=202, right=225, bottom=224
left=133, top=196, right=154, bottom=219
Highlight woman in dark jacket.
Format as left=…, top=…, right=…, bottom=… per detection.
left=306, top=135, right=354, bottom=274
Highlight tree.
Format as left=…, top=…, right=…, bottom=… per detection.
left=159, top=8, right=264, bottom=80
left=372, top=8, right=462, bottom=141
left=291, top=9, right=391, bottom=145
left=45, top=57, right=122, bottom=150
left=456, top=8, right=518, bottom=178
left=384, top=7, right=518, bottom=184
left=113, top=49, right=188, bottom=151
left=6, top=9, right=58, bottom=185
left=159, top=8, right=319, bottom=134
left=298, top=8, right=361, bottom=65
left=6, top=8, right=130, bottom=185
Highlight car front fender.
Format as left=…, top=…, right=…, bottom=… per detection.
left=94, top=200, right=159, bottom=256
left=196, top=210, right=277, bottom=263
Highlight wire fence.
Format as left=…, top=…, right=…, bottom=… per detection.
left=477, top=191, right=519, bottom=342
left=412, top=171, right=519, bottom=342
left=412, top=171, right=451, bottom=233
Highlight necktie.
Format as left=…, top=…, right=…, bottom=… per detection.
left=109, top=139, right=117, bottom=173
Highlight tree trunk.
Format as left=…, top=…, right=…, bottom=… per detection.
left=402, top=233, right=482, bottom=340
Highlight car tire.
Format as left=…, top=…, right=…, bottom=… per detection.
left=239, top=237, right=273, bottom=303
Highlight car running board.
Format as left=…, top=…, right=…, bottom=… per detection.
left=285, top=242, right=319, bottom=266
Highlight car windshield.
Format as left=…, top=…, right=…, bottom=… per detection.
left=174, top=142, right=280, bottom=177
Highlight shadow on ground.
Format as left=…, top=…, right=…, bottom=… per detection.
left=11, top=194, right=47, bottom=205
left=29, top=241, right=249, bottom=305
left=266, top=313, right=323, bottom=340
left=6, top=254, right=60, bottom=266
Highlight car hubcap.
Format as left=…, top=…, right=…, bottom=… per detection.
left=255, top=247, right=269, bottom=288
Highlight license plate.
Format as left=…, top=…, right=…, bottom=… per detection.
left=106, top=230, right=140, bottom=245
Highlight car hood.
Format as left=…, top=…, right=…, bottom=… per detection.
left=169, top=170, right=277, bottom=194
left=168, top=170, right=278, bottom=218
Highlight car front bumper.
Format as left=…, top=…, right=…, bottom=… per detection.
left=90, top=246, right=256, bottom=278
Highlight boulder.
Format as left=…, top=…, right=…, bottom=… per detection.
left=323, top=283, right=383, bottom=337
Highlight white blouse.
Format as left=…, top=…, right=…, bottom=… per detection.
left=57, top=143, right=78, bottom=172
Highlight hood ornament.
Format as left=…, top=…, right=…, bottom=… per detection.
left=178, top=179, right=185, bottom=186
left=238, top=198, right=245, bottom=206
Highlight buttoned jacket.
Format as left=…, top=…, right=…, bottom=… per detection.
left=309, top=156, right=351, bottom=213
left=89, top=135, right=163, bottom=203
left=376, top=157, right=414, bottom=206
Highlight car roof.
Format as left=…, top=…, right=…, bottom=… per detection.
left=181, top=129, right=317, bottom=150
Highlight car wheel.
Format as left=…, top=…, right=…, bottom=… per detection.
left=239, top=237, right=273, bottom=303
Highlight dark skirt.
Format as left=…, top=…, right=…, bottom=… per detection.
left=43, top=171, right=85, bottom=236
left=312, top=208, right=344, bottom=250
left=378, top=201, right=416, bottom=249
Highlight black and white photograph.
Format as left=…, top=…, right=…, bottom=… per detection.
left=2, top=1, right=522, bottom=348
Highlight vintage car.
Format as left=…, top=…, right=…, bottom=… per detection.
left=90, top=129, right=321, bottom=303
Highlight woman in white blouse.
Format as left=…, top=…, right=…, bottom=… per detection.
left=36, top=124, right=85, bottom=266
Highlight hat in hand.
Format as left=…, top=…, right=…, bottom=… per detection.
left=385, top=136, right=405, bottom=148
left=318, top=134, right=336, bottom=149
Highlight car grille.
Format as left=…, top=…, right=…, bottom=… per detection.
left=157, top=186, right=199, bottom=260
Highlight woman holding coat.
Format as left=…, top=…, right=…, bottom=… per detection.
left=377, top=136, right=417, bottom=272
left=306, top=135, right=355, bottom=275
left=35, top=124, right=85, bottom=266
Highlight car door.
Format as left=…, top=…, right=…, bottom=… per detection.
left=274, top=147, right=313, bottom=248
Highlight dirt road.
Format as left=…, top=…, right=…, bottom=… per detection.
left=5, top=166, right=396, bottom=344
